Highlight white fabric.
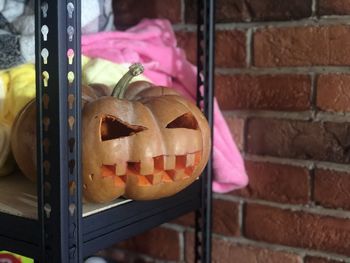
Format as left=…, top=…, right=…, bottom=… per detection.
left=84, top=257, right=108, bottom=263
left=0, top=0, right=115, bottom=69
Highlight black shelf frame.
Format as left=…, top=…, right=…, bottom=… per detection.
left=0, top=0, right=215, bottom=262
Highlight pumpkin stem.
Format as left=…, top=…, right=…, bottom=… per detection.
left=112, top=63, right=144, bottom=99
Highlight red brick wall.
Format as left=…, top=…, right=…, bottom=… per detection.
left=107, top=0, right=350, bottom=262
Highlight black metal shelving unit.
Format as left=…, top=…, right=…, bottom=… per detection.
left=0, top=0, right=215, bottom=262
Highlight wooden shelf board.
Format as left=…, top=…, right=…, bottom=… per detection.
left=0, top=173, right=131, bottom=219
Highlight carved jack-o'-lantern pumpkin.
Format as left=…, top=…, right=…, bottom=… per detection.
left=82, top=64, right=211, bottom=202
left=11, top=64, right=210, bottom=203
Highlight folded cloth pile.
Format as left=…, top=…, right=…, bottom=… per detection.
left=0, top=57, right=148, bottom=176
left=82, top=19, right=248, bottom=193
left=0, top=0, right=114, bottom=70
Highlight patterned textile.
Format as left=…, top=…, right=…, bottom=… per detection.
left=0, top=0, right=114, bottom=70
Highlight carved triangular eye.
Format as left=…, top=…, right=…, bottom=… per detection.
left=166, top=112, right=199, bottom=130
left=100, top=115, right=147, bottom=141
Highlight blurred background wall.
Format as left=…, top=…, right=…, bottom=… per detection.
left=103, top=1, right=350, bottom=262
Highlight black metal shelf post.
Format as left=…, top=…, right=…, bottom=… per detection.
left=195, top=0, right=215, bottom=262
left=35, top=0, right=82, bottom=262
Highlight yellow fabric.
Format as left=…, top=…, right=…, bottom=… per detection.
left=0, top=57, right=149, bottom=176
left=0, top=64, right=35, bottom=126
left=81, top=56, right=148, bottom=89
left=0, top=57, right=148, bottom=126
left=0, top=65, right=35, bottom=176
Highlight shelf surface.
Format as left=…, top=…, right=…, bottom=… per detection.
left=0, top=173, right=201, bottom=258
left=0, top=173, right=132, bottom=219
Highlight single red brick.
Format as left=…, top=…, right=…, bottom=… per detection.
left=246, top=118, right=350, bottom=163
left=224, top=116, right=245, bottom=151
left=185, top=0, right=311, bottom=23
left=254, top=26, right=350, bottom=67
left=171, top=212, right=195, bottom=227
left=245, top=0, right=312, bottom=21
left=244, top=204, right=350, bottom=256
left=185, top=232, right=302, bottom=263
left=113, top=0, right=181, bottom=28
left=176, top=30, right=246, bottom=68
left=175, top=31, right=197, bottom=64
left=213, top=199, right=240, bottom=236
left=233, top=161, right=309, bottom=204
left=215, top=74, right=311, bottom=111
left=317, top=74, right=350, bottom=112
left=318, top=0, right=350, bottom=16
left=305, top=256, right=343, bottom=263
left=185, top=0, right=250, bottom=23
left=117, top=227, right=180, bottom=261
left=314, top=169, right=350, bottom=210
left=184, top=231, right=195, bottom=262
left=216, top=30, right=247, bottom=67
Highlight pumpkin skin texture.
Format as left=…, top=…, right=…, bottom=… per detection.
left=82, top=71, right=210, bottom=202
left=11, top=84, right=110, bottom=181
left=11, top=100, right=37, bottom=181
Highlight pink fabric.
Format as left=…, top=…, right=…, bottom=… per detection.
left=82, top=19, right=248, bottom=193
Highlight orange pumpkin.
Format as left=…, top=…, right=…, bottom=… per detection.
left=82, top=64, right=210, bottom=202
left=11, top=64, right=211, bottom=203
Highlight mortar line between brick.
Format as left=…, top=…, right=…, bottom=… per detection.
left=309, top=168, right=316, bottom=207
left=312, top=0, right=318, bottom=18
left=238, top=201, right=244, bottom=236
left=216, top=67, right=350, bottom=75
left=173, top=16, right=350, bottom=30
left=162, top=223, right=187, bottom=232
left=212, top=235, right=350, bottom=262
left=310, top=73, right=318, bottom=120
left=242, top=116, right=248, bottom=153
left=224, top=110, right=313, bottom=121
left=224, top=109, right=350, bottom=122
left=173, top=16, right=350, bottom=33
left=180, top=0, right=185, bottom=24
left=213, top=194, right=350, bottom=219
left=178, top=231, right=185, bottom=262
left=245, top=154, right=350, bottom=173
left=246, top=28, right=253, bottom=67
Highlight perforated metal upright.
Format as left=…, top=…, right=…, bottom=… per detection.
left=195, top=0, right=216, bottom=262
left=35, top=0, right=82, bottom=262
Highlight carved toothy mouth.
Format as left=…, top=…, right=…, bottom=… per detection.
left=99, top=151, right=202, bottom=187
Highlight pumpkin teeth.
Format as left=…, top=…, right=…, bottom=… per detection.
left=186, top=153, right=196, bottom=167
left=99, top=151, right=202, bottom=186
left=164, top=155, right=176, bottom=170
left=194, top=152, right=201, bottom=166
left=116, top=161, right=127, bottom=175
left=140, top=157, right=154, bottom=175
